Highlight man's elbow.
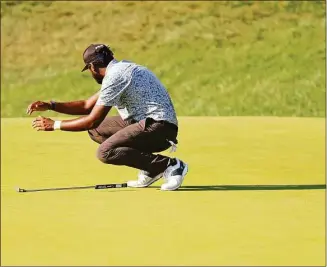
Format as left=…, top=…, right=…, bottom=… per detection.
left=83, top=101, right=95, bottom=115
left=86, top=119, right=102, bottom=130
left=83, top=105, right=93, bottom=115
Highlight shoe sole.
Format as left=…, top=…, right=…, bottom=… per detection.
left=161, top=163, right=188, bottom=191
left=127, top=174, right=163, bottom=188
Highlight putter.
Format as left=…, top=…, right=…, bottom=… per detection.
left=15, top=183, right=128, bottom=193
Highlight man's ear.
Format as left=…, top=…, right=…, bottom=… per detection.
left=90, top=63, right=100, bottom=73
left=89, top=63, right=95, bottom=72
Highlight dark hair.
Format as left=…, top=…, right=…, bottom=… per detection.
left=93, top=45, right=114, bottom=68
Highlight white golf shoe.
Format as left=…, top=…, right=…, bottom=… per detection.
left=161, top=158, right=188, bottom=191
left=127, top=170, right=163, bottom=188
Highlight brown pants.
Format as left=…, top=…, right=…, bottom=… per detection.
left=88, top=116, right=178, bottom=176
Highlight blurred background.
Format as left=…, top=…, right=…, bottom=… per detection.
left=1, top=1, right=325, bottom=117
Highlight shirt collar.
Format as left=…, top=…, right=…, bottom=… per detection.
left=105, top=59, right=118, bottom=74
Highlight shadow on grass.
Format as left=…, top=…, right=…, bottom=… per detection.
left=150, top=184, right=326, bottom=191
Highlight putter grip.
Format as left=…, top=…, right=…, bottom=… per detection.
left=95, top=183, right=127, bottom=189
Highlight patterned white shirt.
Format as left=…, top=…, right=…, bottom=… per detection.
left=96, top=59, right=178, bottom=126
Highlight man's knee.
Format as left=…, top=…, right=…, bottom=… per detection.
left=88, top=129, right=103, bottom=144
left=96, top=143, right=118, bottom=164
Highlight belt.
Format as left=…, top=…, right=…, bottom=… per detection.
left=146, top=118, right=178, bottom=131
left=130, top=118, right=178, bottom=130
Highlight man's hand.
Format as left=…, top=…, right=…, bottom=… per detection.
left=27, top=101, right=51, bottom=115
left=32, top=116, right=55, bottom=131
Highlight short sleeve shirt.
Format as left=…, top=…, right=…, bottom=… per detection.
left=96, top=59, right=178, bottom=126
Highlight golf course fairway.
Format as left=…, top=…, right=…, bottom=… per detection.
left=1, top=117, right=325, bottom=266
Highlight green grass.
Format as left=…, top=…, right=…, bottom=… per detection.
left=1, top=1, right=326, bottom=117
left=1, top=117, right=325, bottom=266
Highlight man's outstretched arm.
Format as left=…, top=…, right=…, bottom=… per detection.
left=27, top=92, right=100, bottom=116
left=32, top=105, right=112, bottom=132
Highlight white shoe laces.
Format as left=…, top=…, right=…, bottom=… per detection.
left=139, top=176, right=148, bottom=184
left=168, top=140, right=177, bottom=153
left=138, top=172, right=149, bottom=184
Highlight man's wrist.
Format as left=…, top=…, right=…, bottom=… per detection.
left=49, top=100, right=56, bottom=111
left=53, top=121, right=62, bottom=130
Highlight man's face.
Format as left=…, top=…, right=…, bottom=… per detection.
left=91, top=70, right=103, bottom=84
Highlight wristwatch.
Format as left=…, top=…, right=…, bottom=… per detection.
left=49, top=100, right=56, bottom=111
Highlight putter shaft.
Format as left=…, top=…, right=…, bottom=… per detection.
left=17, top=183, right=127, bottom=193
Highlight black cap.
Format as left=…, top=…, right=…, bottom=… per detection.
left=81, top=44, right=113, bottom=72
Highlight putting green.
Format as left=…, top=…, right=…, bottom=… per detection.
left=1, top=117, right=325, bottom=266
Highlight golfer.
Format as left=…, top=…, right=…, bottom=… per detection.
left=27, top=44, right=188, bottom=191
